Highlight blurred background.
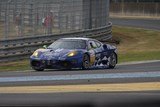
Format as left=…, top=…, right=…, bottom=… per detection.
left=110, top=0, right=160, bottom=17
left=0, top=0, right=109, bottom=40
left=0, top=0, right=159, bottom=40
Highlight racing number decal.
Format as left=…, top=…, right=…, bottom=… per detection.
left=89, top=50, right=96, bottom=65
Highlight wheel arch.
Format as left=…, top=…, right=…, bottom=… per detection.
left=84, top=52, right=90, bottom=62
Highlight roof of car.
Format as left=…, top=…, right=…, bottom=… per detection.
left=61, top=37, right=93, bottom=41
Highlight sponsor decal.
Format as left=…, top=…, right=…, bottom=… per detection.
left=89, top=50, right=96, bottom=65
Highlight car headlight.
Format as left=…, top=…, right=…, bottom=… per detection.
left=67, top=51, right=77, bottom=57
left=33, top=51, right=39, bottom=57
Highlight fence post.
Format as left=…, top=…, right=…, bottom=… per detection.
left=4, top=2, right=9, bottom=39
left=121, top=0, right=124, bottom=16
left=58, top=0, right=63, bottom=33
left=155, top=3, right=158, bottom=17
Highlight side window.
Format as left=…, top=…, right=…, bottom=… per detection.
left=88, top=41, right=97, bottom=50
left=95, top=41, right=101, bottom=48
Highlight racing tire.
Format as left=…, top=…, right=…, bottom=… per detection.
left=108, top=52, right=117, bottom=69
left=82, top=54, right=90, bottom=70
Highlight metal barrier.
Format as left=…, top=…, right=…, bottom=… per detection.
left=0, top=23, right=112, bottom=62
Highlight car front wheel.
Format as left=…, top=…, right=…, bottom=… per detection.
left=82, top=54, right=90, bottom=70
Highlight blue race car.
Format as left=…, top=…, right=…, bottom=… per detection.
left=30, top=38, right=118, bottom=71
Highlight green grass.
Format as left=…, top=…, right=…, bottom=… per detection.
left=112, top=26, right=160, bottom=63
left=119, top=51, right=160, bottom=63
left=0, top=26, right=160, bottom=71
left=0, top=60, right=31, bottom=72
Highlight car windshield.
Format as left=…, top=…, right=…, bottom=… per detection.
left=48, top=39, right=86, bottom=49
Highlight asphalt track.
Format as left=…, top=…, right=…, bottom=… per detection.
left=110, top=18, right=160, bottom=30
left=0, top=61, right=160, bottom=106
left=0, top=61, right=160, bottom=86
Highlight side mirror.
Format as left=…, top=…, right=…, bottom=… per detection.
left=43, top=45, right=47, bottom=49
left=103, top=44, right=108, bottom=50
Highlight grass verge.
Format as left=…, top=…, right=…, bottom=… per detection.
left=119, top=51, right=160, bottom=63
left=112, top=26, right=160, bottom=63
left=0, top=60, right=31, bottom=72
left=0, top=26, right=160, bottom=71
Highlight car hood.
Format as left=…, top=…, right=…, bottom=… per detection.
left=32, top=48, right=83, bottom=59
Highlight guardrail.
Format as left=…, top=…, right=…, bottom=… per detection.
left=0, top=23, right=112, bottom=62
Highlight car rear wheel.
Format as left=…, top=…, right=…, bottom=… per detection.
left=82, top=54, right=90, bottom=70
left=108, top=53, right=117, bottom=69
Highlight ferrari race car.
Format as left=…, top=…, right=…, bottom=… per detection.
left=30, top=38, right=118, bottom=71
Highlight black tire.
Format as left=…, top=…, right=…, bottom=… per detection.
left=82, top=54, right=90, bottom=70
left=108, top=53, right=117, bottom=69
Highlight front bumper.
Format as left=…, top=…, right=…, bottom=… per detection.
left=30, top=57, right=82, bottom=69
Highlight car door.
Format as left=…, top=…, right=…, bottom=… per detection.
left=93, top=41, right=104, bottom=65
left=88, top=40, right=103, bottom=66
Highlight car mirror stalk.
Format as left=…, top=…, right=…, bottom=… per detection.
left=43, top=45, right=47, bottom=49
